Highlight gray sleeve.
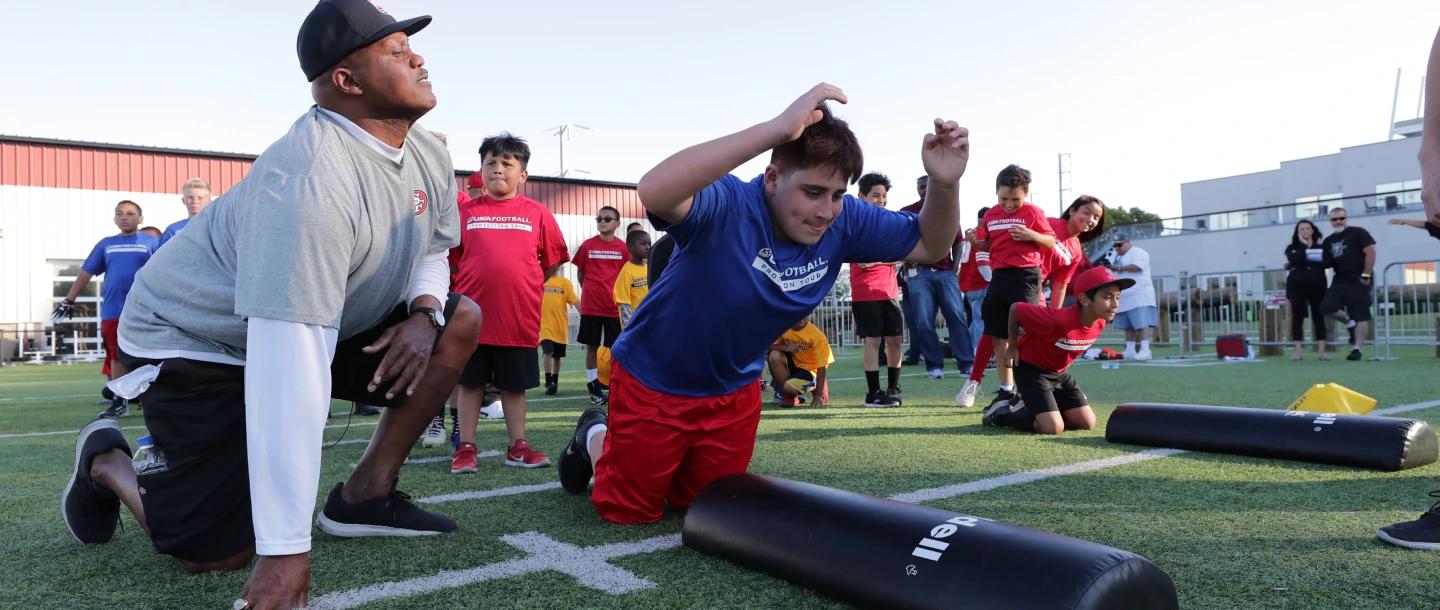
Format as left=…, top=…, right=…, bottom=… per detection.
left=233, top=170, right=359, bottom=328
left=428, top=186, right=460, bottom=255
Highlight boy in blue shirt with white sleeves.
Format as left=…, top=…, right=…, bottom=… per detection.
left=557, top=84, right=970, bottom=523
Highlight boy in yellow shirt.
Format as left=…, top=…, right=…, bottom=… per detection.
left=767, top=319, right=833, bottom=407
left=613, top=230, right=652, bottom=328
left=540, top=270, right=580, bottom=395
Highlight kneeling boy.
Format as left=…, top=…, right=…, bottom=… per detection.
left=767, top=318, right=833, bottom=407
left=554, top=84, right=970, bottom=518
left=982, top=267, right=1132, bottom=435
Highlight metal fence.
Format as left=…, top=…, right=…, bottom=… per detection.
left=1379, top=258, right=1440, bottom=360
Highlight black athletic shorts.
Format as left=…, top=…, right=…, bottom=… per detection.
left=1320, top=281, right=1373, bottom=323
left=852, top=299, right=904, bottom=338
left=460, top=344, right=540, bottom=391
left=577, top=315, right=621, bottom=347
left=540, top=339, right=567, bottom=358
left=772, top=352, right=815, bottom=383
left=982, top=267, right=1043, bottom=338
left=1013, top=361, right=1089, bottom=415
left=123, top=294, right=464, bottom=563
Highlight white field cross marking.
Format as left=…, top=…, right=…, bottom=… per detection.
left=309, top=532, right=683, bottom=610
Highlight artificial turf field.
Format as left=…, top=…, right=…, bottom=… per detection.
left=2, top=346, right=1438, bottom=609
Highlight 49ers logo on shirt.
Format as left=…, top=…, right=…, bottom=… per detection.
left=412, top=190, right=428, bottom=215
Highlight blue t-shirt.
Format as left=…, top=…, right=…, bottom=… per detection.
left=613, top=174, right=921, bottom=397
left=82, top=233, right=160, bottom=320
left=158, top=218, right=190, bottom=248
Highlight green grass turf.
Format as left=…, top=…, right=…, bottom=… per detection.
left=2, top=346, right=1438, bottom=609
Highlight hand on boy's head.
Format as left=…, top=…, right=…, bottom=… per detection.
left=771, top=83, right=848, bottom=144
left=920, top=119, right=969, bottom=184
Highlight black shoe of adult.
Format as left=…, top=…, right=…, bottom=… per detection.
left=316, top=482, right=457, bottom=537
left=559, top=408, right=608, bottom=494
left=62, top=419, right=131, bottom=544
left=352, top=403, right=382, bottom=416
left=1347, top=349, right=1363, bottom=361
left=901, top=357, right=920, bottom=367
left=1377, top=492, right=1440, bottom=550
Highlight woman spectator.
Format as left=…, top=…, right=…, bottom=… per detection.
left=1283, top=219, right=1328, bottom=360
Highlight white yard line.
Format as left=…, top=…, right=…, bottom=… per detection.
left=889, top=449, right=1187, bottom=503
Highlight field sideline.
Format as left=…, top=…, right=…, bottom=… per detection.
left=2, top=346, right=1438, bottom=609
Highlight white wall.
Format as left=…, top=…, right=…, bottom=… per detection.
left=0, top=188, right=657, bottom=326
left=1339, top=138, right=1422, bottom=196
left=1180, top=169, right=1280, bottom=218
left=1278, top=154, right=1342, bottom=201
left=0, top=185, right=190, bottom=325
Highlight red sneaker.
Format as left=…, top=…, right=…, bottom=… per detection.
left=505, top=439, right=551, bottom=469
left=450, top=442, right=478, bottom=474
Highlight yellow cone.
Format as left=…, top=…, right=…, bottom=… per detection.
left=1287, top=383, right=1377, bottom=415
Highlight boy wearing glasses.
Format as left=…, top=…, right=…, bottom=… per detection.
left=575, top=205, right=629, bottom=404
left=450, top=133, right=570, bottom=472
left=1320, top=209, right=1376, bottom=361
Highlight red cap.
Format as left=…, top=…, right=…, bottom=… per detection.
left=1072, top=266, right=1136, bottom=296
left=465, top=173, right=485, bottom=189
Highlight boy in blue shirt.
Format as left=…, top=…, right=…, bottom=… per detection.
left=556, top=84, right=970, bottom=522
left=54, top=200, right=159, bottom=418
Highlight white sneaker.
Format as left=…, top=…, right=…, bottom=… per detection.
left=1136, top=347, right=1153, bottom=361
left=956, top=380, right=981, bottom=407
left=927, top=368, right=944, bottom=380
left=1122, top=347, right=1137, bottom=361
left=421, top=415, right=445, bottom=448
left=479, top=400, right=504, bottom=420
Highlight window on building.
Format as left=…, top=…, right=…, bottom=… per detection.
left=1403, top=262, right=1436, bottom=286
left=48, top=259, right=101, bottom=356
left=1376, top=180, right=1421, bottom=209
left=1294, top=196, right=1320, bottom=220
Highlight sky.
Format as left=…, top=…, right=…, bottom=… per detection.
left=3, top=0, right=1438, bottom=220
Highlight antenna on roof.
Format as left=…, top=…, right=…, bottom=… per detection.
left=547, top=122, right=592, bottom=178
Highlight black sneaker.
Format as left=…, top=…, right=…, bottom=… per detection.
left=97, top=398, right=128, bottom=419
left=1377, top=492, right=1440, bottom=550
left=985, top=389, right=1016, bottom=412
left=887, top=385, right=903, bottom=406
left=1346, top=349, right=1362, bottom=361
left=981, top=393, right=1025, bottom=427
left=587, top=380, right=608, bottom=405
left=316, top=481, right=456, bottom=537
left=352, top=402, right=382, bottom=416
left=864, top=390, right=898, bottom=408
left=544, top=381, right=558, bottom=396
left=901, top=356, right=920, bottom=367
left=62, top=419, right=131, bottom=544
left=559, top=408, right=607, bottom=494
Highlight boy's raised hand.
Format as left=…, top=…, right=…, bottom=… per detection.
left=922, top=119, right=969, bottom=184
left=770, top=83, right=848, bottom=144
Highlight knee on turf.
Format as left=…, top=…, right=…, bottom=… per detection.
left=180, top=548, right=255, bottom=574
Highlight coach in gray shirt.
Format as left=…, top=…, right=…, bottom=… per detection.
left=61, top=2, right=481, bottom=608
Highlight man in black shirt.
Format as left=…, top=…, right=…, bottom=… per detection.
left=1319, top=208, right=1376, bottom=360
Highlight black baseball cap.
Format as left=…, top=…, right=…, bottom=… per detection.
left=297, top=0, right=431, bottom=82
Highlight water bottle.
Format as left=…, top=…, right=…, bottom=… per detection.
left=1102, top=360, right=1120, bottom=370
left=132, top=434, right=168, bottom=476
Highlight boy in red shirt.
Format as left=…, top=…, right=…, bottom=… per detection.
left=982, top=266, right=1133, bottom=434
left=450, top=134, right=570, bottom=472
left=574, top=205, right=629, bottom=404
left=850, top=172, right=903, bottom=407
left=974, top=165, right=1057, bottom=411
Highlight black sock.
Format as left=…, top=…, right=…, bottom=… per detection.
left=887, top=367, right=901, bottom=391
left=865, top=370, right=880, bottom=393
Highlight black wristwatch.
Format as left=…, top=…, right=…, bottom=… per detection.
left=411, top=306, right=446, bottom=331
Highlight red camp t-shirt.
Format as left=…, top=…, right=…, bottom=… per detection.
left=450, top=195, right=570, bottom=347
left=1015, top=303, right=1106, bottom=373
left=957, top=243, right=990, bottom=292
left=976, top=202, right=1053, bottom=270
left=574, top=235, right=629, bottom=317
left=1041, top=217, right=1084, bottom=288
left=848, top=262, right=899, bottom=301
